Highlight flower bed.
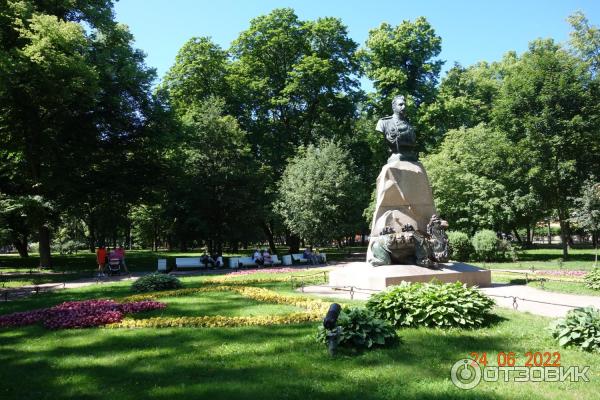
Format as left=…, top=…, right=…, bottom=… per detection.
left=534, top=270, right=587, bottom=278
left=0, top=300, right=165, bottom=330
left=226, top=267, right=305, bottom=276
left=115, top=284, right=333, bottom=329
left=110, top=312, right=322, bottom=329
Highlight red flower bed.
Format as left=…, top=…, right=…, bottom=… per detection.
left=0, top=299, right=165, bottom=330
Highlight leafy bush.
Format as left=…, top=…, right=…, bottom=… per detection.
left=447, top=231, right=473, bottom=261
left=551, top=307, right=600, bottom=352
left=472, top=229, right=500, bottom=261
left=366, top=281, right=495, bottom=328
left=584, top=268, right=600, bottom=290
left=316, top=307, right=398, bottom=350
left=131, top=273, right=183, bottom=293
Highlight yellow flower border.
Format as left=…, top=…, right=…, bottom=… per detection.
left=111, top=282, right=333, bottom=329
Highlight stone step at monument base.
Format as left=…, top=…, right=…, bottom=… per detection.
left=329, top=262, right=491, bottom=291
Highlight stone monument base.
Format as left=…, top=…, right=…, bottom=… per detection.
left=329, top=262, right=491, bottom=291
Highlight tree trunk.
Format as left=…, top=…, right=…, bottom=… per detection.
left=287, top=234, right=300, bottom=254
left=261, top=221, right=277, bottom=254
left=38, top=225, right=52, bottom=268
left=512, top=229, right=522, bottom=243
left=12, top=238, right=29, bottom=257
left=126, top=223, right=132, bottom=250
left=557, top=211, right=569, bottom=260
left=594, top=232, right=598, bottom=266
left=547, top=220, right=552, bottom=245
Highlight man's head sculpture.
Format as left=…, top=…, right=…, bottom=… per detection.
left=391, top=95, right=406, bottom=115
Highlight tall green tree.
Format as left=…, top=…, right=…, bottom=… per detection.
left=360, top=17, right=443, bottom=117
left=423, top=125, right=541, bottom=236
left=160, top=37, right=229, bottom=113
left=570, top=178, right=600, bottom=265
left=418, top=60, right=507, bottom=149
left=493, top=39, right=597, bottom=258
left=0, top=1, right=161, bottom=265
left=276, top=140, right=365, bottom=246
left=164, top=97, right=261, bottom=253
left=227, top=8, right=362, bottom=248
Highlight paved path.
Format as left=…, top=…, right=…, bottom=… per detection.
left=479, top=284, right=600, bottom=317
left=301, top=283, right=600, bottom=318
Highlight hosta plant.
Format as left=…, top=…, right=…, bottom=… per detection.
left=316, top=307, right=398, bottom=351
left=584, top=268, right=600, bottom=290
left=551, top=307, right=600, bottom=352
left=366, top=281, right=495, bottom=328
left=131, top=273, right=183, bottom=293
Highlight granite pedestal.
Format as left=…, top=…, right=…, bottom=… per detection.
left=329, top=262, right=491, bottom=291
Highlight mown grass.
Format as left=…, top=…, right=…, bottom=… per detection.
left=492, top=272, right=600, bottom=296
left=130, top=290, right=304, bottom=319
left=473, top=246, right=598, bottom=271
left=1, top=248, right=600, bottom=399
left=1, top=300, right=599, bottom=400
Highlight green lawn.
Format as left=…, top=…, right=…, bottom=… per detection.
left=473, top=246, right=598, bottom=271
left=491, top=272, right=600, bottom=296
left=130, top=290, right=304, bottom=318
left=1, top=274, right=600, bottom=400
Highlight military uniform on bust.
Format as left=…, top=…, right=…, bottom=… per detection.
left=375, top=95, right=418, bottom=162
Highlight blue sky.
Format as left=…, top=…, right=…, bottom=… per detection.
left=114, top=0, right=600, bottom=90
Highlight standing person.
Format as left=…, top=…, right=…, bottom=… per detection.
left=96, top=245, right=106, bottom=276
left=115, top=245, right=130, bottom=273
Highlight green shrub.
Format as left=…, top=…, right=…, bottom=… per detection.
left=551, top=307, right=600, bottom=352
left=472, top=229, right=500, bottom=261
left=316, top=307, right=398, bottom=350
left=584, top=268, right=600, bottom=290
left=447, top=231, right=473, bottom=261
left=131, top=273, right=183, bottom=293
left=366, top=281, right=495, bottom=328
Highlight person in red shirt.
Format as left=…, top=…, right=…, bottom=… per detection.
left=96, top=246, right=107, bottom=276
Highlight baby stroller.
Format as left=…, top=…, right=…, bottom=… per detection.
left=106, top=257, right=122, bottom=276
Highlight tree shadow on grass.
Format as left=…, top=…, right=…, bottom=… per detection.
left=0, top=323, right=515, bottom=400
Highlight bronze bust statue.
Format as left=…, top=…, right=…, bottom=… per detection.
left=376, top=95, right=418, bottom=162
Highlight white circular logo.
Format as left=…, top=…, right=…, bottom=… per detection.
left=451, top=358, right=482, bottom=390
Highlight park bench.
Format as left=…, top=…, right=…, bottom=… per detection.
left=291, top=254, right=310, bottom=264
left=289, top=253, right=326, bottom=265
left=228, top=255, right=282, bottom=268
left=175, top=257, right=204, bottom=270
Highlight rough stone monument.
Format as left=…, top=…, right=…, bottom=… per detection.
left=367, top=95, right=449, bottom=268
left=329, top=95, right=491, bottom=289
